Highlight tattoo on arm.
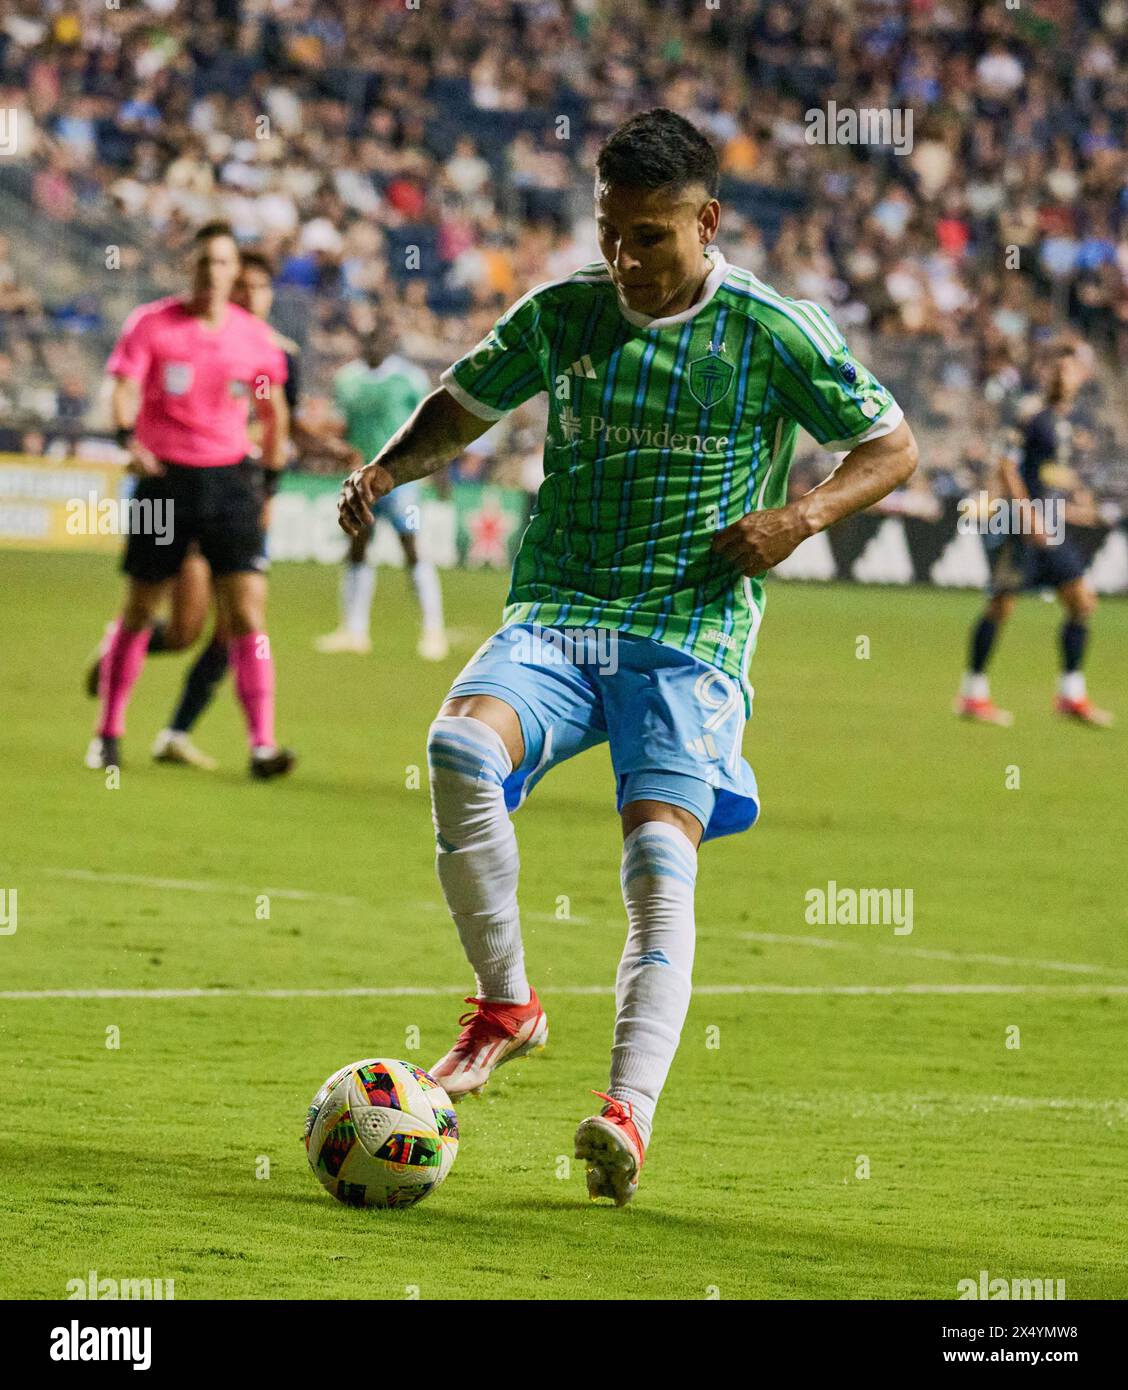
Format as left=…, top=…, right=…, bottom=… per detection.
left=376, top=389, right=492, bottom=485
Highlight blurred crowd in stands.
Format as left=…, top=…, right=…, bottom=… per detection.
left=0, top=0, right=1125, bottom=515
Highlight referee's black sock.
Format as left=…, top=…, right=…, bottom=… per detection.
left=146, top=620, right=170, bottom=654
left=170, top=639, right=229, bottom=734
left=969, top=616, right=997, bottom=674
left=1060, top=619, right=1088, bottom=673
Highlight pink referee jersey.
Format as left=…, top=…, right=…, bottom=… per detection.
left=107, top=296, right=288, bottom=467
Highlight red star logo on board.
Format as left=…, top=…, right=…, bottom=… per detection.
left=466, top=496, right=516, bottom=567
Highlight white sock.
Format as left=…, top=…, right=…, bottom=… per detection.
left=410, top=559, right=444, bottom=633
left=608, top=822, right=698, bottom=1148
left=341, top=562, right=374, bottom=637
left=960, top=672, right=989, bottom=701
left=1060, top=670, right=1086, bottom=701
left=427, top=715, right=529, bottom=1005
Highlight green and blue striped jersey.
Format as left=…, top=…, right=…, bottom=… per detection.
left=439, top=246, right=902, bottom=706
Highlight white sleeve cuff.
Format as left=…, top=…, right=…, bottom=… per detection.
left=820, top=399, right=904, bottom=453
left=438, top=368, right=509, bottom=422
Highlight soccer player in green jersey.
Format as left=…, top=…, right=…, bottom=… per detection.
left=317, top=317, right=448, bottom=658
left=339, top=109, right=918, bottom=1205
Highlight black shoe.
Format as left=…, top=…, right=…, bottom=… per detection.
left=84, top=735, right=121, bottom=769
left=249, top=746, right=296, bottom=780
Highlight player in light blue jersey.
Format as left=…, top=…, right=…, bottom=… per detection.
left=339, top=110, right=918, bottom=1205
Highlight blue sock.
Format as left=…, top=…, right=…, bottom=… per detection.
left=1061, top=620, right=1087, bottom=673
left=970, top=616, right=997, bottom=674
left=170, top=639, right=229, bottom=733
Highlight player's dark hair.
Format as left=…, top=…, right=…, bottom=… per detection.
left=596, top=109, right=719, bottom=200
left=192, top=219, right=237, bottom=246
left=239, top=248, right=276, bottom=278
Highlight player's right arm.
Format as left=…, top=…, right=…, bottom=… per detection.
left=107, top=306, right=164, bottom=477
left=109, top=375, right=163, bottom=477
left=339, top=296, right=547, bottom=536
left=338, top=388, right=493, bottom=535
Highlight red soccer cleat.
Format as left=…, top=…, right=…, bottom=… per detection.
left=429, top=987, right=547, bottom=1099
left=953, top=695, right=1014, bottom=727
left=574, top=1091, right=646, bottom=1207
left=1055, top=695, right=1113, bottom=727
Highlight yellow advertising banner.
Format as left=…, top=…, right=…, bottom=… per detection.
left=0, top=454, right=129, bottom=551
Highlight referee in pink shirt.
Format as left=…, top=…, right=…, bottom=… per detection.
left=87, top=220, right=295, bottom=778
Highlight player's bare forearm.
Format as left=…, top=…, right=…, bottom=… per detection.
left=794, top=419, right=919, bottom=535
left=338, top=388, right=492, bottom=536
left=376, top=388, right=491, bottom=485
left=110, top=375, right=139, bottom=431
left=712, top=419, right=918, bottom=575
left=110, top=375, right=164, bottom=476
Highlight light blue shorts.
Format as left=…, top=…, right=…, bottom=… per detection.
left=446, top=622, right=760, bottom=842
left=373, top=482, right=420, bottom=536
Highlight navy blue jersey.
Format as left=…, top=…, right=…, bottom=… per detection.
left=1019, top=405, right=1088, bottom=502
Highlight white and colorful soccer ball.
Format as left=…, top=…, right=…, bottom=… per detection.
left=304, top=1058, right=459, bottom=1209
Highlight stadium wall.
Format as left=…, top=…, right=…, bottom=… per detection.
left=1, top=455, right=1125, bottom=592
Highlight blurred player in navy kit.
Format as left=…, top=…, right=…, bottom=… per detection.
left=955, top=342, right=1111, bottom=727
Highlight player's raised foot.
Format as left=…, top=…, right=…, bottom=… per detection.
left=152, top=728, right=218, bottom=771
left=953, top=695, right=1013, bottom=727
left=574, top=1091, right=646, bottom=1208
left=417, top=628, right=449, bottom=662
left=430, top=987, right=547, bottom=1099
left=1055, top=695, right=1113, bottom=728
left=84, top=734, right=121, bottom=770
left=313, top=629, right=371, bottom=655
left=249, top=745, right=296, bottom=780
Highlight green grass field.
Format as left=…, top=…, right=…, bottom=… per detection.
left=1, top=550, right=1125, bottom=1300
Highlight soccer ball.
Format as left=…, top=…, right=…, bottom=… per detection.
left=304, top=1058, right=459, bottom=1209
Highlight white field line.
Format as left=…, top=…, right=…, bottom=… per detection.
left=25, top=872, right=581, bottom=923
left=409, top=900, right=592, bottom=927
left=736, top=931, right=1128, bottom=979
left=29, top=868, right=363, bottom=907
left=14, top=871, right=1124, bottom=979
left=3, top=984, right=1128, bottom=1001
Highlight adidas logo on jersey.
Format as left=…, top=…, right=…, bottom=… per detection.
left=566, top=354, right=598, bottom=379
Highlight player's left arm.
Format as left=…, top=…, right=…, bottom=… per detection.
left=252, top=336, right=291, bottom=478
left=712, top=311, right=918, bottom=575
left=712, top=422, right=918, bottom=575
left=254, top=382, right=289, bottom=472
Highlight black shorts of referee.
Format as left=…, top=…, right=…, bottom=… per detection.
left=122, top=457, right=269, bottom=582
